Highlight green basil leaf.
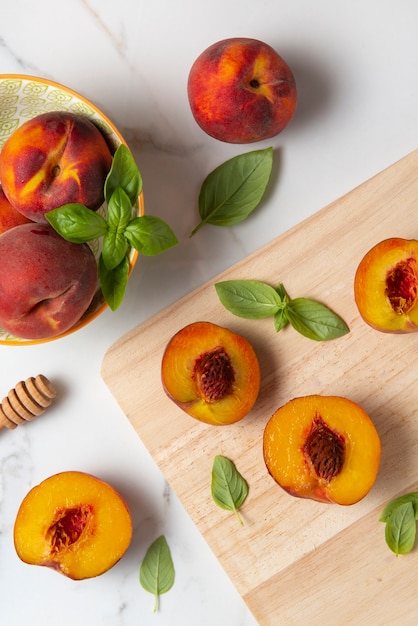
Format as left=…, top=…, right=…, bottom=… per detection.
left=275, top=283, right=290, bottom=303
left=384, top=501, right=416, bottom=555
left=215, top=279, right=282, bottom=319
left=191, top=147, right=273, bottom=236
left=124, top=215, right=178, bottom=255
left=286, top=297, right=350, bottom=341
left=139, top=535, right=175, bottom=612
left=107, top=187, right=135, bottom=231
left=274, top=307, right=289, bottom=332
left=99, top=254, right=129, bottom=311
left=380, top=492, right=418, bottom=522
left=105, top=144, right=142, bottom=206
left=274, top=283, right=290, bottom=331
left=211, top=455, right=248, bottom=525
left=101, top=230, right=129, bottom=270
left=46, top=203, right=108, bottom=243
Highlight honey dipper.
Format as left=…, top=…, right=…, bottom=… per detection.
left=0, top=375, right=56, bottom=430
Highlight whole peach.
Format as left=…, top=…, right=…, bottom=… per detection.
left=0, top=223, right=98, bottom=339
left=187, top=37, right=297, bottom=143
left=0, top=111, right=113, bottom=223
left=0, top=186, right=32, bottom=233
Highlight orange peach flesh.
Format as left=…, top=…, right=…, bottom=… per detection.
left=161, top=321, right=260, bottom=425
left=263, top=395, right=381, bottom=505
left=354, top=238, right=418, bottom=332
left=14, top=471, right=132, bottom=579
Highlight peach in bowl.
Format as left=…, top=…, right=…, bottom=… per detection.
left=0, top=74, right=144, bottom=345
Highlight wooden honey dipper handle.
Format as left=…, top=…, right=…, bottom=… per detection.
left=0, top=375, right=56, bottom=430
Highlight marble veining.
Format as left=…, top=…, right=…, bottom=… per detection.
left=1, top=1, right=418, bottom=625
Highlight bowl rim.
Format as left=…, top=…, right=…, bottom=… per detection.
left=0, top=74, right=144, bottom=346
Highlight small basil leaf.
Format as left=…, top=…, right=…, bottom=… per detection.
left=274, top=307, right=289, bottom=332
left=46, top=203, right=108, bottom=243
left=286, top=297, right=350, bottom=341
left=275, top=283, right=291, bottom=303
left=139, top=535, right=175, bottom=613
left=124, top=216, right=178, bottom=255
left=384, top=501, right=416, bottom=556
left=99, top=254, right=129, bottom=311
left=380, top=492, right=418, bottom=522
left=191, top=147, right=273, bottom=236
left=107, top=186, right=135, bottom=231
left=215, top=279, right=282, bottom=319
left=101, top=230, right=129, bottom=270
left=105, top=144, right=142, bottom=206
left=211, top=455, right=248, bottom=525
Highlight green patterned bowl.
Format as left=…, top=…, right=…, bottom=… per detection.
left=0, top=75, right=142, bottom=345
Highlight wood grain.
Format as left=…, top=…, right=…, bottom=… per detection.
left=102, top=149, right=418, bottom=625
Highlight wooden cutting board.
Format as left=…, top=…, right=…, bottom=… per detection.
left=102, top=149, right=418, bottom=625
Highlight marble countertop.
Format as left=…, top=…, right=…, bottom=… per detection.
left=1, top=1, right=417, bottom=625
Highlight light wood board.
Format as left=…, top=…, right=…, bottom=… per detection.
left=102, top=149, right=418, bottom=625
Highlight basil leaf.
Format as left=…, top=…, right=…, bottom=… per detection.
left=275, top=283, right=290, bottom=303
left=191, top=147, right=273, bottom=236
left=99, top=254, right=129, bottom=311
left=384, top=501, right=416, bottom=555
left=380, top=492, right=418, bottom=522
left=46, top=203, right=108, bottom=243
left=124, top=215, right=178, bottom=255
left=101, top=230, right=129, bottom=270
left=105, top=144, right=142, bottom=206
left=274, top=307, right=289, bottom=332
left=215, top=279, right=282, bottom=319
left=107, top=187, right=134, bottom=231
left=101, top=187, right=132, bottom=269
left=211, top=455, right=248, bottom=525
left=139, top=535, right=175, bottom=612
left=286, top=297, right=350, bottom=341
left=274, top=283, right=290, bottom=331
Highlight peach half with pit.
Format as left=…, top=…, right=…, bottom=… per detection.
left=0, top=223, right=98, bottom=340
left=0, top=111, right=113, bottom=223
left=187, top=37, right=297, bottom=143
left=161, top=321, right=261, bottom=425
left=263, top=395, right=381, bottom=505
left=354, top=237, right=418, bottom=333
left=14, top=471, right=132, bottom=579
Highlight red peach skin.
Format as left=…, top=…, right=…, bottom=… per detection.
left=0, top=223, right=98, bottom=339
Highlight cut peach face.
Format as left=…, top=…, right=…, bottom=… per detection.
left=354, top=237, right=418, bottom=332
left=263, top=395, right=381, bottom=505
left=14, top=471, right=132, bottom=580
left=161, top=321, right=261, bottom=425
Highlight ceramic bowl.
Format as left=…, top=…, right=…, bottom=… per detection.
left=0, top=74, right=143, bottom=345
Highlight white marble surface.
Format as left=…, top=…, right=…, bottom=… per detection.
left=0, top=1, right=417, bottom=625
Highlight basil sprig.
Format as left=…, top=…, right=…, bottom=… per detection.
left=190, top=147, right=273, bottom=236
left=139, top=535, right=175, bottom=612
left=46, top=144, right=178, bottom=311
left=215, top=280, right=349, bottom=342
left=211, top=455, right=249, bottom=525
left=380, top=492, right=418, bottom=555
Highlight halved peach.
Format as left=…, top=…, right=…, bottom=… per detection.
left=263, top=395, right=381, bottom=505
left=14, top=471, right=132, bottom=579
left=354, top=237, right=418, bottom=332
left=161, top=321, right=260, bottom=425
